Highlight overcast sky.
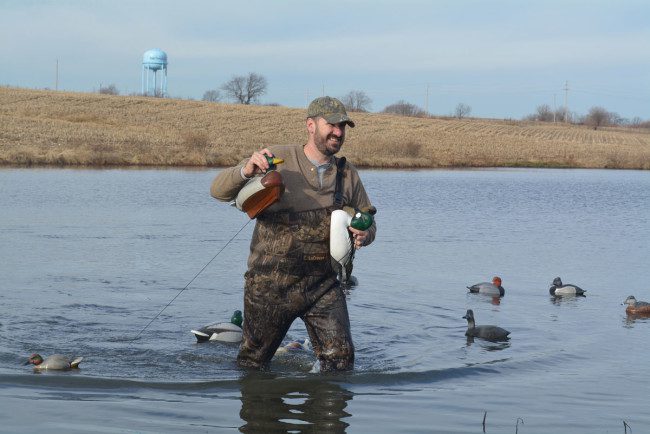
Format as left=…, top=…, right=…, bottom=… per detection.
left=2, top=0, right=649, bottom=119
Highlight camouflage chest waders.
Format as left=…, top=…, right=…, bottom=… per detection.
left=238, top=206, right=354, bottom=371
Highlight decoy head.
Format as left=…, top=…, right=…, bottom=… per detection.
left=492, top=276, right=502, bottom=286
left=231, top=310, right=243, bottom=327
left=265, top=155, right=284, bottom=170
left=350, top=206, right=377, bottom=231
left=25, top=353, right=43, bottom=366
left=462, top=309, right=475, bottom=321
left=552, top=277, right=563, bottom=287
left=360, top=206, right=377, bottom=216
left=624, top=295, right=637, bottom=306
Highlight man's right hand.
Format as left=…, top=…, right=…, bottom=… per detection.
left=242, top=148, right=274, bottom=178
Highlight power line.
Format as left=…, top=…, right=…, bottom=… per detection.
left=564, top=80, right=569, bottom=123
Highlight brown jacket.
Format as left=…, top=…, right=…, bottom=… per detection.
left=210, top=143, right=376, bottom=245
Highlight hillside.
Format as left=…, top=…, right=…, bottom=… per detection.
left=1, top=87, right=649, bottom=169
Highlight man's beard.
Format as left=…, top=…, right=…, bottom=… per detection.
left=314, top=128, right=344, bottom=156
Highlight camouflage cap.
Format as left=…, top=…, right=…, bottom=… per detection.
left=306, top=96, right=355, bottom=128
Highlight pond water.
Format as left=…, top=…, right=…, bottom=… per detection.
left=1, top=167, right=649, bottom=433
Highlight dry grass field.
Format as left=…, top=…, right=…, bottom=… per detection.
left=2, top=86, right=649, bottom=169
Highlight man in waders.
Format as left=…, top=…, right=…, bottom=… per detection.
left=210, top=96, right=376, bottom=372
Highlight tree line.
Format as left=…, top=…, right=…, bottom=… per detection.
left=525, top=104, right=650, bottom=130
left=96, top=73, right=648, bottom=128
left=203, top=76, right=474, bottom=119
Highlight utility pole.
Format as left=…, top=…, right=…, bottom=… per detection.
left=425, top=84, right=429, bottom=115
left=322, top=84, right=325, bottom=97
left=563, top=80, right=569, bottom=123
left=55, top=58, right=59, bottom=91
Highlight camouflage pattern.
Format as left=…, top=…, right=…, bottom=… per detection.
left=306, top=96, right=355, bottom=128
left=237, top=207, right=354, bottom=371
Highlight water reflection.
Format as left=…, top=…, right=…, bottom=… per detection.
left=549, top=295, right=587, bottom=305
left=239, top=373, right=353, bottom=433
left=623, top=313, right=650, bottom=328
left=465, top=336, right=511, bottom=351
left=466, top=293, right=502, bottom=306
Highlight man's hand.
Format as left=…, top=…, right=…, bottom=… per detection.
left=348, top=227, right=368, bottom=249
left=242, top=148, right=274, bottom=178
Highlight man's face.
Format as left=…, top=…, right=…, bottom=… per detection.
left=312, top=117, right=346, bottom=156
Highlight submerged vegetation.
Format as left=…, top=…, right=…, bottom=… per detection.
left=1, top=87, right=649, bottom=169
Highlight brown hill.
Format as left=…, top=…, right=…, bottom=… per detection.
left=1, top=87, right=649, bottom=169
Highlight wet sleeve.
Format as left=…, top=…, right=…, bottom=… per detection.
left=210, top=159, right=250, bottom=202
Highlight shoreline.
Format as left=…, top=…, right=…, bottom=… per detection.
left=2, top=163, right=646, bottom=173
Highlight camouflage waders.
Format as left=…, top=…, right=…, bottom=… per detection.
left=238, top=207, right=354, bottom=371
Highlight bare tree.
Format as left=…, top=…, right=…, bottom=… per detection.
left=608, top=112, right=626, bottom=126
left=382, top=100, right=426, bottom=117
left=630, top=117, right=644, bottom=127
left=221, top=72, right=267, bottom=104
left=99, top=84, right=119, bottom=95
left=340, top=90, right=372, bottom=112
left=202, top=89, right=222, bottom=102
left=585, top=106, right=611, bottom=130
left=454, top=103, right=471, bottom=119
left=534, top=104, right=554, bottom=122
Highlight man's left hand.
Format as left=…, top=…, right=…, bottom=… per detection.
left=348, top=227, right=368, bottom=249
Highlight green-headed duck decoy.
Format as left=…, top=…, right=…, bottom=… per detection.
left=463, top=309, right=510, bottom=341
left=467, top=276, right=505, bottom=297
left=25, top=354, right=83, bottom=371
left=549, top=277, right=586, bottom=296
left=191, top=310, right=243, bottom=343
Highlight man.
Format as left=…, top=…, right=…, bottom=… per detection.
left=210, top=96, right=376, bottom=371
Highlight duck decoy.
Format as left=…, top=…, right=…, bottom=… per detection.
left=623, top=296, right=650, bottom=315
left=463, top=309, right=510, bottom=341
left=25, top=353, right=83, bottom=371
left=191, top=310, right=243, bottom=343
left=467, top=276, right=505, bottom=297
left=235, top=157, right=285, bottom=219
left=549, top=277, right=586, bottom=296
left=275, top=338, right=312, bottom=355
left=331, top=206, right=377, bottom=285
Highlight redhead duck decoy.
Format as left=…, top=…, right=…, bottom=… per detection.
left=463, top=309, right=510, bottom=342
left=467, top=276, right=505, bottom=297
left=25, top=353, right=83, bottom=371
left=624, top=296, right=650, bottom=315
left=549, top=277, right=586, bottom=296
left=191, top=310, right=243, bottom=343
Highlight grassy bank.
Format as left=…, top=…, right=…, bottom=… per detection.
left=2, top=87, right=649, bottom=169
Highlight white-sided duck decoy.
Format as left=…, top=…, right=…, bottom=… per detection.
left=275, top=338, right=312, bottom=355
left=25, top=353, right=83, bottom=371
left=191, top=310, right=243, bottom=343
left=624, top=296, right=650, bottom=315
left=549, top=277, right=586, bottom=296
left=467, top=276, right=505, bottom=297
left=463, top=309, right=510, bottom=341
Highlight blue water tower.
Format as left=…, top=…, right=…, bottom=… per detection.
left=141, top=48, right=168, bottom=97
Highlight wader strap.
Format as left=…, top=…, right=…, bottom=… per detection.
left=334, top=157, right=346, bottom=209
